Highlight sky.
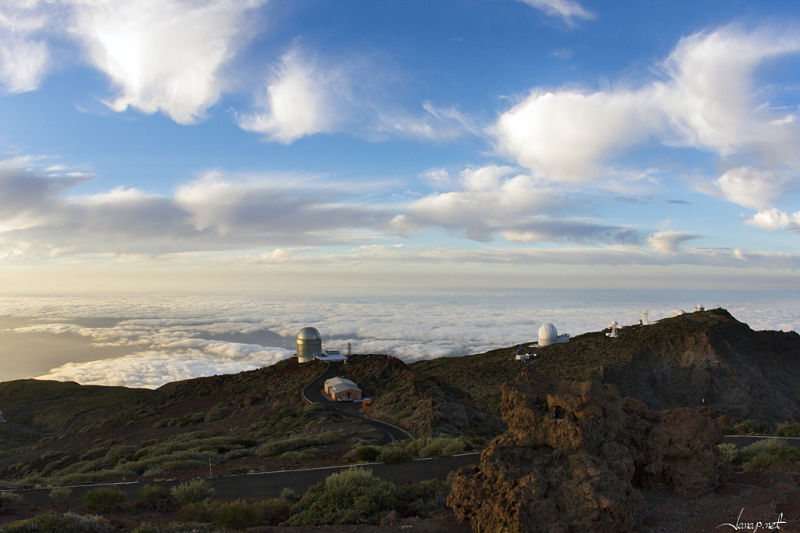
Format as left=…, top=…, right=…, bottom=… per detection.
left=1, top=0, right=800, bottom=291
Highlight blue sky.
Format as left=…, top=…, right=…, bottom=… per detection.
left=1, top=0, right=800, bottom=291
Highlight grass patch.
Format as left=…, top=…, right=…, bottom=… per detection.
left=255, top=430, right=340, bottom=457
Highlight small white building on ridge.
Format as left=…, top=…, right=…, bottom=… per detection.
left=324, top=377, right=362, bottom=401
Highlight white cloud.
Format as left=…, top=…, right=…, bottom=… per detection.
left=713, top=167, right=796, bottom=211
left=517, top=0, right=594, bottom=25
left=491, top=25, right=800, bottom=199
left=647, top=231, right=697, bottom=254
left=375, top=101, right=478, bottom=141
left=492, top=89, right=662, bottom=180
left=0, top=161, right=393, bottom=256
left=37, top=348, right=293, bottom=388
left=0, top=35, right=49, bottom=94
left=746, top=208, right=800, bottom=232
left=0, top=2, right=52, bottom=93
left=69, top=0, right=264, bottom=124
left=239, top=47, right=476, bottom=143
left=402, top=164, right=639, bottom=244
left=238, top=47, right=348, bottom=143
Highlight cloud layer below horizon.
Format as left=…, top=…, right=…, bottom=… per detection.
left=0, top=290, right=796, bottom=388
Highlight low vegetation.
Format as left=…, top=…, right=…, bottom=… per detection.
left=84, top=487, right=126, bottom=512
left=718, top=439, right=800, bottom=470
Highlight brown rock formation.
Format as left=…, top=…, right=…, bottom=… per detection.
left=448, top=373, right=722, bottom=532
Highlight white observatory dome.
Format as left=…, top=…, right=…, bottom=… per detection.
left=537, top=323, right=558, bottom=347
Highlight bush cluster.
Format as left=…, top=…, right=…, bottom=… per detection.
left=84, top=487, right=126, bottom=512
left=287, top=467, right=398, bottom=526
left=4, top=512, right=112, bottom=533
left=718, top=438, right=800, bottom=470
left=179, top=497, right=291, bottom=529
left=255, top=431, right=340, bottom=457
left=169, top=479, right=215, bottom=503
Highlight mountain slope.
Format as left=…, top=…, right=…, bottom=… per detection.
left=414, top=308, right=800, bottom=423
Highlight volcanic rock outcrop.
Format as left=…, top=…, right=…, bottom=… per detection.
left=448, top=372, right=721, bottom=532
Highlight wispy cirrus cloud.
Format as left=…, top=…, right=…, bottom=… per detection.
left=239, top=45, right=477, bottom=143
left=517, top=0, right=594, bottom=25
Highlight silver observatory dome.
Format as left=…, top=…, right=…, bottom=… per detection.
left=296, top=327, right=322, bottom=363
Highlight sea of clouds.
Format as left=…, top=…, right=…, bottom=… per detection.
left=0, top=288, right=797, bottom=389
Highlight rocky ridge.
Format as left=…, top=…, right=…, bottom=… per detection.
left=447, top=373, right=722, bottom=532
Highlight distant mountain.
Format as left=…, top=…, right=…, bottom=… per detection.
left=413, top=308, right=800, bottom=423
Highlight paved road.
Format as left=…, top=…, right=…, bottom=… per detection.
left=722, top=435, right=800, bottom=449
left=302, top=362, right=412, bottom=443
left=8, top=453, right=481, bottom=504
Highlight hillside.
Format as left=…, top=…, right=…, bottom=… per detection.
left=1, top=308, right=798, bottom=487
left=413, top=308, right=800, bottom=424
left=0, top=354, right=496, bottom=486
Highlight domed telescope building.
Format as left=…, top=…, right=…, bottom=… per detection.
left=296, top=327, right=323, bottom=363
left=295, top=327, right=348, bottom=363
left=535, top=322, right=570, bottom=347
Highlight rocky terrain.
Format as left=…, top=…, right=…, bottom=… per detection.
left=447, top=373, right=722, bottom=532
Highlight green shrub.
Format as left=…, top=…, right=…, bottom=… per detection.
left=732, top=419, right=769, bottom=435
left=742, top=444, right=800, bottom=471
left=255, top=431, right=339, bottom=457
left=377, top=447, right=413, bottom=464
left=211, top=499, right=259, bottom=529
left=204, top=405, right=233, bottom=423
left=349, top=445, right=380, bottom=462
left=179, top=501, right=215, bottom=523
left=0, top=491, right=23, bottom=510
left=287, top=468, right=398, bottom=526
left=5, top=511, right=111, bottom=533
left=736, top=438, right=790, bottom=464
left=49, top=487, right=72, bottom=510
left=280, top=487, right=298, bottom=500
left=776, top=422, right=800, bottom=437
left=138, top=484, right=171, bottom=509
left=151, top=459, right=206, bottom=475
left=256, top=497, right=292, bottom=525
left=717, top=443, right=737, bottom=465
left=132, top=522, right=214, bottom=533
left=170, top=479, right=215, bottom=503
left=84, top=487, right=125, bottom=512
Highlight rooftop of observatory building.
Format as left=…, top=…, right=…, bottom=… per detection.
left=297, top=327, right=321, bottom=341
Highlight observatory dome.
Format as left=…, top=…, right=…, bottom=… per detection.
left=297, top=327, right=322, bottom=341
left=537, top=323, right=558, bottom=347
left=296, top=327, right=323, bottom=363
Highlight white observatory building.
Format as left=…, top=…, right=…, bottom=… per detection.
left=295, top=327, right=348, bottom=363
left=535, top=323, right=570, bottom=347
